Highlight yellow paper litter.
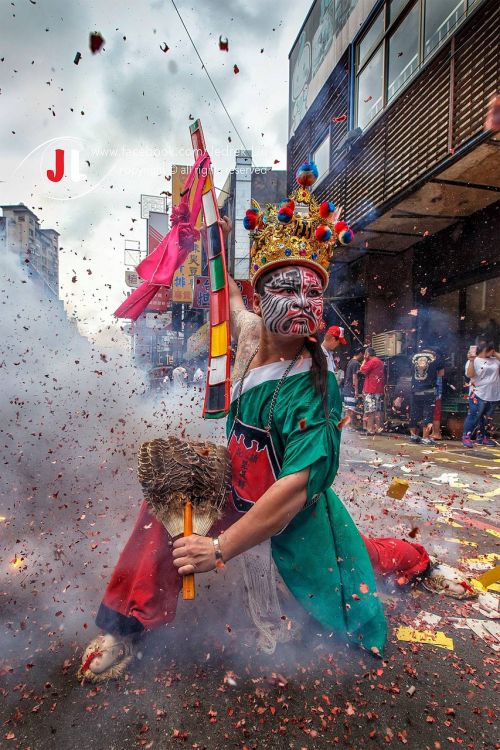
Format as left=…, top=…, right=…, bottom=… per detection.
left=477, top=565, right=500, bottom=589
left=471, top=577, right=500, bottom=593
left=395, top=626, right=454, bottom=650
left=386, top=477, right=409, bottom=499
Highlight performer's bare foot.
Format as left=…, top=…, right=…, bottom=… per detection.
left=77, top=633, right=135, bottom=683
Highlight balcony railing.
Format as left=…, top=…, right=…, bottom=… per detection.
left=388, top=53, right=419, bottom=100
left=424, top=2, right=464, bottom=58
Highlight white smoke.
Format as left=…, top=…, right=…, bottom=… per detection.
left=0, top=246, right=226, bottom=665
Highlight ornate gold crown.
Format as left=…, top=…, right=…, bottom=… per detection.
left=243, top=162, right=354, bottom=288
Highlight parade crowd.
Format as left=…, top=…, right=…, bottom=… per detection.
left=321, top=327, right=499, bottom=447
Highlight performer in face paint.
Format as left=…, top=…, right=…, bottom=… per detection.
left=79, top=163, right=474, bottom=682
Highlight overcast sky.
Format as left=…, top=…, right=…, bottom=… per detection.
left=0, top=0, right=311, bottom=343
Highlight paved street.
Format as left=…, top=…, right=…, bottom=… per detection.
left=1, top=432, right=498, bottom=750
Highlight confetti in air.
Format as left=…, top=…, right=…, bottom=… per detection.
left=89, top=32, right=105, bottom=54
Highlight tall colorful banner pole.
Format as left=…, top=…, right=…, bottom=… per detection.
left=189, top=120, right=231, bottom=419
left=114, top=120, right=231, bottom=419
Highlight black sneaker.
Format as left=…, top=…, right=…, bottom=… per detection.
left=410, top=435, right=421, bottom=444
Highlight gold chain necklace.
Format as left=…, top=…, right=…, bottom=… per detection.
left=234, top=343, right=305, bottom=433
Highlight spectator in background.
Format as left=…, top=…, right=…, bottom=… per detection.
left=321, top=325, right=347, bottom=372
left=172, top=365, right=188, bottom=390
left=359, top=347, right=385, bottom=435
left=462, top=340, right=500, bottom=447
left=333, top=356, right=344, bottom=388
left=342, top=348, right=364, bottom=420
left=193, top=365, right=204, bottom=384
left=409, top=345, right=445, bottom=446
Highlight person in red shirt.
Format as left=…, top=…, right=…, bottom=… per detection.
left=360, top=347, right=385, bottom=435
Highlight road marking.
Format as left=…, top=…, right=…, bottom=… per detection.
left=451, top=514, right=500, bottom=536
left=445, top=538, right=478, bottom=547
left=470, top=486, right=500, bottom=498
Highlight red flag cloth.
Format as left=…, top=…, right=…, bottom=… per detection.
left=135, top=205, right=200, bottom=287
left=113, top=282, right=162, bottom=320
left=114, top=152, right=209, bottom=319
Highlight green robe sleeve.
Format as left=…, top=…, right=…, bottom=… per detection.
left=278, top=371, right=341, bottom=501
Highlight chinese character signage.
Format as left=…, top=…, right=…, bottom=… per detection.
left=192, top=276, right=210, bottom=309
left=235, top=279, right=254, bottom=311
left=171, top=166, right=203, bottom=303
left=125, top=270, right=139, bottom=288
left=141, top=194, right=167, bottom=219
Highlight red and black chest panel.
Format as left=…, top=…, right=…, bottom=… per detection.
left=228, top=418, right=282, bottom=513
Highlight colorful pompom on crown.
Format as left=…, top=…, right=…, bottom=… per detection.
left=243, top=161, right=355, bottom=287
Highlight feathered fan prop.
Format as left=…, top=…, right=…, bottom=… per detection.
left=137, top=437, right=231, bottom=599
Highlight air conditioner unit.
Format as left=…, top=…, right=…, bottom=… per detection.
left=372, top=331, right=403, bottom=357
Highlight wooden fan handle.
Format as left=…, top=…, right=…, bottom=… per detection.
left=182, top=500, right=195, bottom=600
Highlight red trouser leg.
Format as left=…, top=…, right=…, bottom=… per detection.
left=96, top=499, right=242, bottom=635
left=361, top=534, right=430, bottom=583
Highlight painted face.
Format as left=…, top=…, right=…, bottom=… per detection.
left=259, top=266, right=324, bottom=336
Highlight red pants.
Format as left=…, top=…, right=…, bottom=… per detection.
left=96, top=501, right=429, bottom=636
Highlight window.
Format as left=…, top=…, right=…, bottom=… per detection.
left=388, top=3, right=419, bottom=100
left=358, top=10, right=384, bottom=67
left=354, top=0, right=473, bottom=130
left=312, top=132, right=330, bottom=184
left=389, top=0, right=408, bottom=23
left=424, top=0, right=465, bottom=58
left=357, top=46, right=384, bottom=129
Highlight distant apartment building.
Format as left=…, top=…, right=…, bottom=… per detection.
left=1, top=203, right=60, bottom=299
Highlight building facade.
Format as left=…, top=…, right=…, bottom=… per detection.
left=218, top=151, right=287, bottom=279
left=287, top=0, right=499, bottom=399
left=1, top=203, right=60, bottom=300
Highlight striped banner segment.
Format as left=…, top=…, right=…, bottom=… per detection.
left=189, top=119, right=231, bottom=419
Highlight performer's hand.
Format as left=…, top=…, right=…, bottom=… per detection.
left=172, top=534, right=216, bottom=575
left=218, top=215, right=232, bottom=237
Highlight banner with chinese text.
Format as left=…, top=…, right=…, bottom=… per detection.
left=171, top=165, right=203, bottom=303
